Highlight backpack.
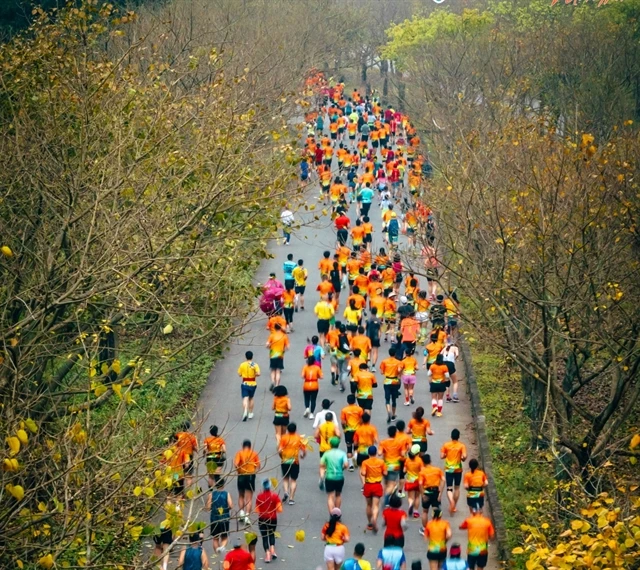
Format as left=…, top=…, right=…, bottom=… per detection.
left=210, top=490, right=229, bottom=522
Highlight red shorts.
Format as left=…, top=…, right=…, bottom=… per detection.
left=363, top=482, right=384, bottom=498
left=404, top=481, right=419, bottom=492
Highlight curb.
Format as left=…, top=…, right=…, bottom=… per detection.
left=459, top=336, right=510, bottom=564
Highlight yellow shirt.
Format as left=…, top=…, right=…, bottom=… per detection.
left=315, top=301, right=335, bottom=320
left=237, top=361, right=261, bottom=386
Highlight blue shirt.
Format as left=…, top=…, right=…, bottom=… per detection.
left=377, top=547, right=406, bottom=570
left=283, top=261, right=297, bottom=280
left=359, top=188, right=374, bottom=204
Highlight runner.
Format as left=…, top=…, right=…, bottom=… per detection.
left=403, top=444, right=425, bottom=519
left=223, top=538, right=255, bottom=570
left=440, top=429, right=468, bottom=514
left=301, top=354, right=322, bottom=419
left=278, top=422, right=307, bottom=505
left=234, top=440, right=261, bottom=526
left=418, top=454, right=445, bottom=533
left=442, top=544, right=467, bottom=570
left=380, top=347, right=403, bottom=423
left=366, top=306, right=382, bottom=372
left=255, top=478, right=282, bottom=564
left=320, top=437, right=349, bottom=512
left=317, top=412, right=340, bottom=459
left=207, top=478, right=233, bottom=554
left=313, top=398, right=340, bottom=430
left=394, top=420, right=413, bottom=498
left=292, top=259, right=308, bottom=311
left=463, top=459, right=489, bottom=514
left=459, top=509, right=495, bottom=570
left=265, top=323, right=289, bottom=391
left=353, top=362, right=376, bottom=411
left=376, top=536, right=407, bottom=570
left=428, top=354, right=451, bottom=417
left=401, top=347, right=419, bottom=406
left=282, top=283, right=295, bottom=333
left=341, top=543, right=373, bottom=570
left=281, top=205, right=294, bottom=246
left=204, top=425, right=226, bottom=485
left=322, top=508, right=350, bottom=570
left=341, top=393, right=364, bottom=471
left=408, top=407, right=434, bottom=456
left=424, top=509, right=452, bottom=570
left=360, top=445, right=387, bottom=532
left=380, top=425, right=404, bottom=501
left=442, top=343, right=460, bottom=403
left=177, top=532, right=209, bottom=570
left=315, top=294, right=335, bottom=348
left=272, top=385, right=291, bottom=443
left=175, top=422, right=198, bottom=490
left=283, top=253, right=297, bottom=290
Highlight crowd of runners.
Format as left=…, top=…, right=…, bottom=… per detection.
left=156, top=78, right=495, bottom=570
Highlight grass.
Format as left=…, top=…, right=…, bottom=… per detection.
left=470, top=342, right=556, bottom=564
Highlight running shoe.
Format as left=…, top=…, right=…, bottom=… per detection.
left=431, top=407, right=437, bottom=416
left=248, top=413, right=253, bottom=419
left=403, top=400, right=410, bottom=406
left=436, top=411, right=443, bottom=417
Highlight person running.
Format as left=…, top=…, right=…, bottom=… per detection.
left=350, top=325, right=372, bottom=363
left=281, top=206, right=294, bottom=246
left=282, top=284, right=295, bottom=333
left=301, top=354, right=322, bottom=419
left=418, top=454, right=445, bottom=533
left=459, top=509, right=495, bottom=570
left=353, top=362, right=377, bottom=411
left=278, top=422, right=306, bottom=505
left=442, top=344, right=460, bottom=403
left=366, top=306, right=382, bottom=372
left=223, top=538, right=255, bottom=570
left=382, top=493, right=408, bottom=549
left=394, top=420, right=412, bottom=498
left=401, top=348, right=419, bottom=405
left=408, top=407, right=434, bottom=456
left=207, top=478, right=233, bottom=554
left=335, top=209, right=351, bottom=246
left=380, top=425, right=404, bottom=501
left=283, top=253, right=296, bottom=290
left=177, top=532, right=209, bottom=570
left=315, top=295, right=335, bottom=348
left=322, top=508, right=350, bottom=570
left=234, top=440, right=261, bottom=525
left=463, top=459, right=489, bottom=514
left=404, top=444, right=425, bottom=519
left=204, top=425, right=226, bottom=485
left=341, top=543, right=373, bottom=570
left=317, top=412, right=340, bottom=459
left=175, top=422, right=198, bottom=490
left=272, top=385, right=291, bottom=443
left=354, top=412, right=379, bottom=468
left=428, top=354, right=451, bottom=417
left=424, top=508, right=452, bottom=570
left=441, top=429, right=467, bottom=514
left=376, top=536, right=406, bottom=570
left=292, top=259, right=308, bottom=311
left=304, top=334, right=326, bottom=366
left=380, top=347, right=403, bottom=423
left=334, top=324, right=352, bottom=391
left=255, top=478, right=282, bottom=564
left=360, top=445, right=387, bottom=533
left=442, top=544, right=468, bottom=570
left=265, top=323, right=289, bottom=392
left=341, top=393, right=364, bottom=471
left=320, top=250, right=334, bottom=280
left=313, top=398, right=340, bottom=430
left=330, top=261, right=343, bottom=304
left=320, top=437, right=349, bottom=513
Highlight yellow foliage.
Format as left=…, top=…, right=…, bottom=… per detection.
left=38, top=554, right=54, bottom=569
left=1, top=245, right=14, bottom=257
left=295, top=529, right=305, bottom=542
left=7, top=484, right=25, bottom=500
left=6, top=436, right=20, bottom=456
left=16, top=429, right=29, bottom=445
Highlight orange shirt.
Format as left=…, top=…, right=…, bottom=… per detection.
left=380, top=437, right=404, bottom=471
left=282, top=289, right=295, bottom=308
left=381, top=268, right=396, bottom=288
left=267, top=330, right=289, bottom=359
left=395, top=431, right=412, bottom=456
left=354, top=370, right=375, bottom=400
left=234, top=448, right=260, bottom=474
left=341, top=404, right=364, bottom=431
left=361, top=456, right=387, bottom=483
left=401, top=355, right=418, bottom=376
left=383, top=298, right=396, bottom=318
left=273, top=395, right=290, bottom=415
left=380, top=357, right=403, bottom=382
left=360, top=250, right=372, bottom=272
left=326, top=329, right=340, bottom=349
left=176, top=431, right=197, bottom=460
left=267, top=315, right=287, bottom=332
left=301, top=363, right=323, bottom=391
left=317, top=281, right=335, bottom=297
left=347, top=293, right=366, bottom=310
left=346, top=258, right=362, bottom=280
left=322, top=521, right=349, bottom=546
left=404, top=455, right=424, bottom=483
left=429, top=363, right=449, bottom=382
left=347, top=356, right=365, bottom=378
left=336, top=246, right=351, bottom=265
left=204, top=436, right=225, bottom=455
left=354, top=274, right=369, bottom=292
left=464, top=469, right=488, bottom=495
left=350, top=334, right=372, bottom=358
left=369, top=294, right=385, bottom=313
left=354, top=424, right=378, bottom=454
left=362, top=222, right=373, bottom=236
left=279, top=432, right=305, bottom=464
left=441, top=440, right=467, bottom=473
left=460, top=516, right=495, bottom=556
left=319, top=258, right=333, bottom=277
left=425, top=518, right=451, bottom=555
left=419, top=465, right=444, bottom=489
left=351, top=226, right=365, bottom=244
left=408, top=418, right=431, bottom=442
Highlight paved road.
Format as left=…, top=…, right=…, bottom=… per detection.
left=160, top=172, right=502, bottom=570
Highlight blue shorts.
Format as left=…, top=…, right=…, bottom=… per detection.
left=241, top=384, right=257, bottom=399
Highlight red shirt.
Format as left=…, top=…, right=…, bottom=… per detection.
left=315, top=147, right=324, bottom=162
left=335, top=215, right=350, bottom=230
left=223, top=547, right=254, bottom=570
left=382, top=507, right=406, bottom=539
left=255, top=490, right=281, bottom=521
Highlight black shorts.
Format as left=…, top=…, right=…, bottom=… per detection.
left=237, top=474, right=256, bottom=493
left=183, top=460, right=195, bottom=475
left=281, top=462, right=300, bottom=480
left=468, top=554, right=489, bottom=569
left=422, top=489, right=440, bottom=510
left=414, top=441, right=428, bottom=454
left=325, top=479, right=345, bottom=494
left=430, top=382, right=446, bottom=393
left=317, top=319, right=330, bottom=334
left=153, top=527, right=173, bottom=546
left=467, top=496, right=485, bottom=510
left=356, top=452, right=368, bottom=466
left=210, top=520, right=230, bottom=538
left=372, top=140, right=379, bottom=148
left=330, top=132, right=337, bottom=140
left=270, top=357, right=284, bottom=370
left=273, top=415, right=290, bottom=426
left=445, top=361, right=456, bottom=375
left=344, top=431, right=355, bottom=446
left=394, top=273, right=403, bottom=284
left=350, top=381, right=357, bottom=395
left=445, top=472, right=462, bottom=487
left=357, top=398, right=373, bottom=410
left=283, top=307, right=294, bottom=324
left=364, top=234, right=372, bottom=244
left=371, top=338, right=381, bottom=348
left=427, top=551, right=447, bottom=562
left=294, top=285, right=306, bottom=295
left=284, top=279, right=295, bottom=290
left=361, top=134, right=369, bottom=141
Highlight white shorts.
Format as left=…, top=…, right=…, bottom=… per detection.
left=416, top=312, right=429, bottom=323
left=324, top=544, right=346, bottom=564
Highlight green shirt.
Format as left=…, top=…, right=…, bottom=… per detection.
left=321, top=449, right=347, bottom=480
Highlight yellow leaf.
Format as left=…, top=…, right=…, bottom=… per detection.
left=630, top=456, right=638, bottom=466
left=571, top=519, right=583, bottom=530
left=16, top=560, right=24, bottom=569
left=133, top=486, right=143, bottom=497
left=89, top=367, right=97, bottom=378
left=274, top=531, right=281, bottom=538
left=295, top=529, right=305, bottom=542
left=111, top=473, right=121, bottom=482
left=111, top=360, right=121, bottom=375
left=7, top=484, right=25, bottom=500
left=24, top=418, right=38, bottom=433
left=16, top=429, right=28, bottom=445
left=144, top=487, right=154, bottom=498
left=270, top=477, right=278, bottom=489
left=129, top=526, right=143, bottom=540
left=38, top=502, right=47, bottom=512
left=94, top=383, right=107, bottom=397
left=38, top=554, right=54, bottom=569
left=3, top=458, right=19, bottom=471
left=163, top=324, right=174, bottom=335
left=156, top=379, right=167, bottom=389
left=512, top=547, right=524, bottom=554
left=630, top=434, right=640, bottom=449
left=101, top=362, right=109, bottom=375
left=6, top=436, right=20, bottom=456
left=112, top=384, right=123, bottom=399
left=1, top=245, right=13, bottom=257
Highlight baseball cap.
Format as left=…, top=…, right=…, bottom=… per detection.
left=389, top=291, right=397, bottom=297
left=329, top=436, right=341, bottom=448
left=400, top=295, right=408, bottom=304
left=233, top=538, right=243, bottom=548
left=331, top=507, right=342, bottom=516
left=410, top=444, right=421, bottom=455
left=450, top=543, right=462, bottom=557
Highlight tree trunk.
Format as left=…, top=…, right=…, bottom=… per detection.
left=521, top=370, right=548, bottom=449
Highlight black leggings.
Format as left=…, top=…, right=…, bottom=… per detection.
left=304, top=390, right=319, bottom=413
left=259, top=519, right=277, bottom=551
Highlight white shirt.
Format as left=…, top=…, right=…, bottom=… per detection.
left=313, top=409, right=339, bottom=430
left=441, top=345, right=459, bottom=363
left=281, top=209, right=294, bottom=226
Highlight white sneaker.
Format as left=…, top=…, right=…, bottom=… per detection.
left=303, top=408, right=310, bottom=418
left=308, top=413, right=314, bottom=419
left=248, top=412, right=254, bottom=419
left=239, top=509, right=246, bottom=518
